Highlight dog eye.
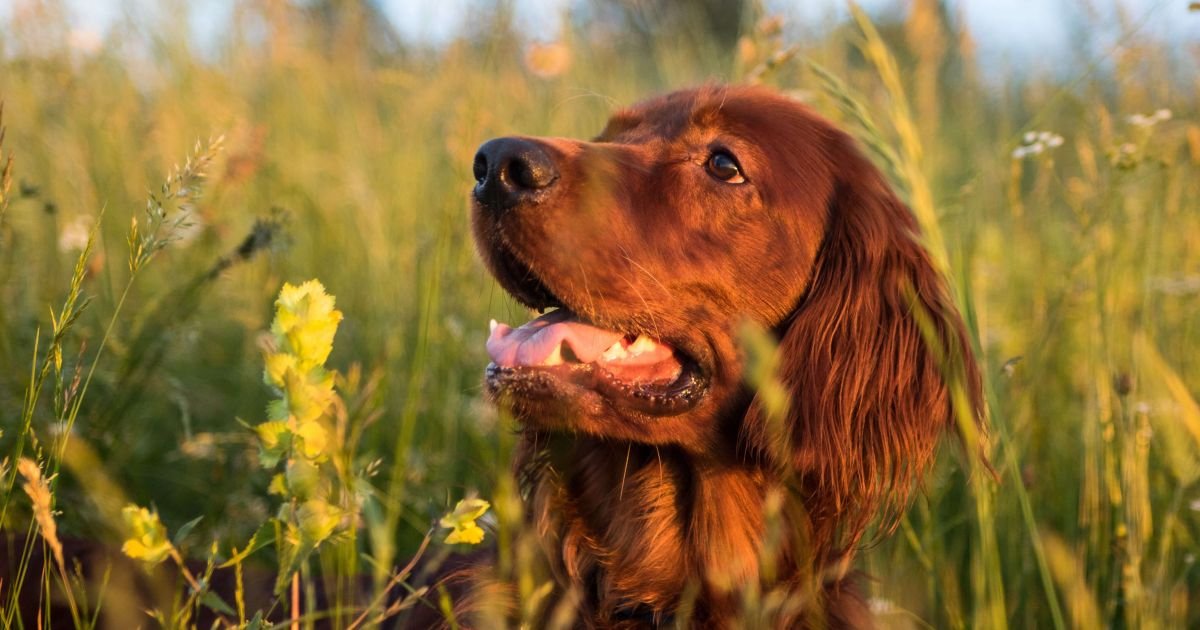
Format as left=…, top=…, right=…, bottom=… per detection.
left=705, top=151, right=745, bottom=183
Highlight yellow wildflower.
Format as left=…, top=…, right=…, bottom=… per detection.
left=255, top=420, right=291, bottom=466
left=121, top=505, right=172, bottom=564
left=296, top=499, right=341, bottom=545
left=256, top=420, right=290, bottom=450
left=271, top=280, right=342, bottom=371
left=282, top=368, right=334, bottom=426
left=439, top=498, right=490, bottom=545
left=285, top=458, right=321, bottom=499
left=292, top=419, right=329, bottom=461
left=268, top=473, right=288, bottom=497
left=263, top=352, right=297, bottom=388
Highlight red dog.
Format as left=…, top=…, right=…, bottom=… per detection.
left=458, top=84, right=981, bottom=628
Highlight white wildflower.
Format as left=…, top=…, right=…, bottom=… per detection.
left=1013, top=130, right=1064, bottom=160
left=1129, top=108, right=1172, bottom=128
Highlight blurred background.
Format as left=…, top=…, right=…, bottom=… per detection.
left=1, top=0, right=1199, bottom=627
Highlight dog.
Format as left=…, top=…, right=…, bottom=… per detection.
left=458, top=84, right=983, bottom=628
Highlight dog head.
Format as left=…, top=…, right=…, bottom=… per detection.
left=471, top=85, right=981, bottom=544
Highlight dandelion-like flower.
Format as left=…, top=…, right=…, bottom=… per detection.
left=121, top=505, right=173, bottom=564
left=439, top=498, right=491, bottom=545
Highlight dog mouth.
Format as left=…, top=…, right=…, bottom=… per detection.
left=485, top=308, right=707, bottom=415
left=477, top=222, right=709, bottom=415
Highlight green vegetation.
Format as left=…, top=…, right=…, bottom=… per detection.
left=1, top=0, right=1198, bottom=627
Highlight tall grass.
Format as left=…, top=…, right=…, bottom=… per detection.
left=1, top=0, right=1198, bottom=627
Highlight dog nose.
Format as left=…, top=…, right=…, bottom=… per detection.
left=473, top=137, right=558, bottom=211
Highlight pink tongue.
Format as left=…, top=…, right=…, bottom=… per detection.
left=487, top=310, right=624, bottom=368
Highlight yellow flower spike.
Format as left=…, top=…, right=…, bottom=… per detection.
left=275, top=280, right=336, bottom=320
left=120, top=505, right=173, bottom=565
left=263, top=352, right=297, bottom=388
left=270, top=280, right=342, bottom=370
left=255, top=420, right=292, bottom=467
left=282, top=368, right=333, bottom=425
left=286, top=317, right=341, bottom=370
left=296, top=499, right=341, bottom=545
left=293, top=420, right=329, bottom=461
left=285, top=458, right=321, bottom=499
left=439, top=498, right=490, bottom=545
left=255, top=420, right=290, bottom=450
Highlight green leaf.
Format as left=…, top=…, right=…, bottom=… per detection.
left=199, top=590, right=235, bottom=616
left=245, top=612, right=265, bottom=630
left=172, top=515, right=204, bottom=547
left=274, top=537, right=317, bottom=595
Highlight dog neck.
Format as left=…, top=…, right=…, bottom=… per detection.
left=517, top=434, right=845, bottom=626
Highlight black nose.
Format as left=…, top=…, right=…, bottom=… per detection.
left=473, top=137, right=558, bottom=211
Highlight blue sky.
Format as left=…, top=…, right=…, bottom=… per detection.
left=8, top=0, right=1200, bottom=70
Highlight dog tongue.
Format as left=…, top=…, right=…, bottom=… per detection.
left=487, top=310, right=684, bottom=383
left=487, top=309, right=624, bottom=368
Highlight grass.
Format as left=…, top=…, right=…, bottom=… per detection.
left=1, top=0, right=1199, bottom=627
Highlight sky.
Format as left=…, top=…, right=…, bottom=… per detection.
left=6, top=0, right=1200, bottom=71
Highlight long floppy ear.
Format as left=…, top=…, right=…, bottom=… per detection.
left=747, top=131, right=983, bottom=557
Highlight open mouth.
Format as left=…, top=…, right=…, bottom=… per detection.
left=484, top=308, right=707, bottom=415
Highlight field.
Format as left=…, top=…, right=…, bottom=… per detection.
left=2, top=1, right=1199, bottom=627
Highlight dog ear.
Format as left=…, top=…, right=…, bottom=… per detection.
left=744, top=131, right=983, bottom=556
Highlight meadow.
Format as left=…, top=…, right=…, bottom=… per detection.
left=1, top=0, right=1199, bottom=627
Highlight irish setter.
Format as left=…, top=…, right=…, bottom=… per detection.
left=454, top=84, right=982, bottom=628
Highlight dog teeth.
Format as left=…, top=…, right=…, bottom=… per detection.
left=627, top=335, right=658, bottom=356
left=600, top=335, right=661, bottom=361
left=543, top=343, right=564, bottom=366
left=601, top=340, right=628, bottom=361
left=489, top=319, right=498, bottom=334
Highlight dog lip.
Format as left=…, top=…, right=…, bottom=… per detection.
left=484, top=359, right=708, bottom=416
